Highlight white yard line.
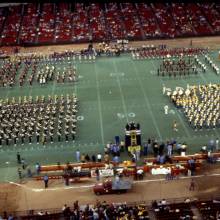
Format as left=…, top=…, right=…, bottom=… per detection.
left=51, top=81, right=56, bottom=96
left=113, top=60, right=129, bottom=123
left=175, top=109, right=191, bottom=138
left=132, top=60, right=162, bottom=140
left=74, top=64, right=78, bottom=97
left=94, top=63, right=105, bottom=145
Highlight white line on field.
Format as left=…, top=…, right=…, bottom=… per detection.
left=113, top=60, right=129, bottom=123
left=132, top=60, right=162, bottom=140
left=94, top=63, right=105, bottom=145
left=150, top=59, right=191, bottom=139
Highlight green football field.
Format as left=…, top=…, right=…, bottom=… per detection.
left=0, top=50, right=220, bottom=182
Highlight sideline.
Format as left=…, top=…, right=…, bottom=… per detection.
left=8, top=172, right=220, bottom=192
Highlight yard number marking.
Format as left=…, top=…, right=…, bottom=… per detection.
left=117, top=112, right=136, bottom=119
left=169, top=110, right=175, bottom=115
left=150, top=70, right=156, bottom=75
left=128, top=112, right=135, bottom=117
left=77, top=116, right=84, bottom=121
left=110, top=72, right=125, bottom=77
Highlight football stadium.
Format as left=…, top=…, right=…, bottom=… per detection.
left=0, top=2, right=220, bottom=219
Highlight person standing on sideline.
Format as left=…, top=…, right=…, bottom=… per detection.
left=43, top=174, right=49, bottom=188
left=75, top=149, right=80, bottom=163
left=189, top=178, right=195, bottom=191
left=92, top=154, right=96, bottom=162
left=167, top=143, right=172, bottom=157
left=173, top=121, right=178, bottom=132
left=35, top=163, right=40, bottom=175
left=216, top=138, right=219, bottom=151
left=164, top=105, right=169, bottom=115
left=143, top=142, right=148, bottom=156
left=21, top=158, right=26, bottom=170
left=97, top=153, right=102, bottom=162
left=17, top=152, right=21, bottom=164
left=95, top=168, right=100, bottom=181
left=18, top=168, right=22, bottom=181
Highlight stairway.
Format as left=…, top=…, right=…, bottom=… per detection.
left=134, top=3, right=147, bottom=40
left=35, top=3, right=42, bottom=44
left=150, top=3, right=162, bottom=37
left=0, top=7, right=8, bottom=46
left=17, top=4, right=25, bottom=45
left=198, top=3, right=216, bottom=35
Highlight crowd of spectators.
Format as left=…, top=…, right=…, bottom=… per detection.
left=152, top=199, right=195, bottom=220
left=0, top=3, right=220, bottom=45
left=3, top=199, right=220, bottom=219
left=61, top=200, right=150, bottom=219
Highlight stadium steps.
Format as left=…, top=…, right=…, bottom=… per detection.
left=34, top=3, right=41, bottom=44
left=87, top=4, right=97, bottom=42
left=69, top=9, right=74, bottom=43
left=103, top=4, right=112, bottom=42
left=166, top=3, right=181, bottom=37
left=0, top=7, right=8, bottom=46
left=166, top=2, right=181, bottom=37
left=150, top=3, right=163, bottom=37
left=53, top=3, right=58, bottom=43
left=85, top=4, right=92, bottom=42
left=134, top=3, right=147, bottom=40
left=99, top=5, right=109, bottom=42
left=17, top=4, right=25, bottom=45
left=119, top=2, right=133, bottom=40
left=52, top=3, right=57, bottom=43
left=184, top=5, right=198, bottom=36
left=198, top=3, right=215, bottom=35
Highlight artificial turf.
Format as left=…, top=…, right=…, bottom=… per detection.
left=0, top=50, right=219, bottom=182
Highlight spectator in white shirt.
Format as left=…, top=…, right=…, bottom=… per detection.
left=97, top=153, right=102, bottom=162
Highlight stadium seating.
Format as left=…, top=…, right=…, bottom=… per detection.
left=104, top=3, right=126, bottom=40
left=0, top=3, right=220, bottom=46
left=72, top=3, right=90, bottom=43
left=186, top=3, right=213, bottom=36
left=200, top=3, right=220, bottom=34
left=54, top=3, right=73, bottom=43
left=1, top=5, right=22, bottom=45
left=196, top=200, right=220, bottom=219
left=0, top=8, right=7, bottom=44
left=7, top=199, right=220, bottom=219
left=136, top=3, right=160, bottom=39
left=153, top=201, right=195, bottom=220
left=20, top=3, right=39, bottom=44
left=120, top=3, right=143, bottom=40
left=37, top=3, right=55, bottom=43
left=89, top=3, right=106, bottom=42
left=151, top=3, right=177, bottom=38
left=170, top=3, right=195, bottom=37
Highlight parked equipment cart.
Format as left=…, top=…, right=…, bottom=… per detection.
left=93, top=179, right=132, bottom=195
